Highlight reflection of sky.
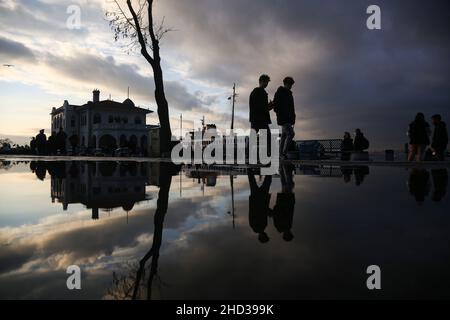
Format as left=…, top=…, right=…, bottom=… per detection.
left=0, top=162, right=449, bottom=299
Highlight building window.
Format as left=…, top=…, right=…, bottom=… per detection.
left=93, top=113, right=102, bottom=124
left=81, top=114, right=87, bottom=126
left=71, top=116, right=75, bottom=128
left=108, top=115, right=113, bottom=123
left=135, top=116, right=142, bottom=125
left=122, top=117, right=128, bottom=124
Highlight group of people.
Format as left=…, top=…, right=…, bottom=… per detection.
left=341, top=129, right=370, bottom=160
left=30, top=128, right=67, bottom=156
left=407, top=113, right=448, bottom=161
left=249, top=75, right=296, bottom=159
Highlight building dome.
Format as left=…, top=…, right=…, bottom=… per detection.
left=123, top=98, right=135, bottom=107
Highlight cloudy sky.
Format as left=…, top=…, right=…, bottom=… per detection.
left=1, top=0, right=449, bottom=149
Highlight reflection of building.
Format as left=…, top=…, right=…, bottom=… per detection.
left=49, top=162, right=160, bottom=219
left=51, top=90, right=153, bottom=153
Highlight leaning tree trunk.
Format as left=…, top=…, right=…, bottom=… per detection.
left=153, top=63, right=172, bottom=156
left=125, top=0, right=173, bottom=156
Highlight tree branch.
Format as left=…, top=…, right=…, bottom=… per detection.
left=127, top=0, right=154, bottom=65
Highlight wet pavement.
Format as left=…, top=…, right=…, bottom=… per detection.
left=0, top=159, right=449, bottom=299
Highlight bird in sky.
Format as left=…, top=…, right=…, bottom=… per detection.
left=3, top=64, right=14, bottom=67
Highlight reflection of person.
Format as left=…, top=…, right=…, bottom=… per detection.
left=273, top=163, right=296, bottom=242
left=30, top=161, right=47, bottom=180
left=354, top=166, right=370, bottom=186
left=408, top=168, right=431, bottom=204
left=341, top=166, right=353, bottom=183
left=431, top=169, right=448, bottom=202
left=248, top=173, right=272, bottom=243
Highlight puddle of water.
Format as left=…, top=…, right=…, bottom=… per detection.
left=0, top=160, right=449, bottom=299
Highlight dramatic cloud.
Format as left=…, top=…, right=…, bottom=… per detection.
left=155, top=0, right=450, bottom=147
left=1, top=0, right=449, bottom=147
left=0, top=36, right=36, bottom=62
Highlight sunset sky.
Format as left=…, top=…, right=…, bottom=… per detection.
left=1, top=0, right=449, bottom=149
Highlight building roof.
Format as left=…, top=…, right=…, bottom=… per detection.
left=79, top=100, right=153, bottom=114
left=51, top=99, right=153, bottom=115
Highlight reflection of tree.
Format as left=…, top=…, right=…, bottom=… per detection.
left=106, top=163, right=177, bottom=300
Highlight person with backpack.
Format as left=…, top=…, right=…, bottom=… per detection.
left=408, top=113, right=431, bottom=162
left=353, top=129, right=369, bottom=152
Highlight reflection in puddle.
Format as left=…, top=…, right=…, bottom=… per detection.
left=0, top=160, right=449, bottom=299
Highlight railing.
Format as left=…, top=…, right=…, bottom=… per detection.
left=296, top=139, right=343, bottom=160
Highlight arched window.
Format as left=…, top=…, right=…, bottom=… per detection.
left=134, top=116, right=142, bottom=125
left=93, top=113, right=102, bottom=124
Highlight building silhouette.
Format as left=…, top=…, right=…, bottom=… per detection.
left=51, top=89, right=154, bottom=154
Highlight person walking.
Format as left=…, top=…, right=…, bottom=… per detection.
left=273, top=77, right=296, bottom=160
left=249, top=74, right=273, bottom=159
left=430, top=114, right=448, bottom=161
left=408, top=113, right=431, bottom=161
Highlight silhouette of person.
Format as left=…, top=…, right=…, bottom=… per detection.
left=30, top=137, right=36, bottom=155
left=430, top=114, right=448, bottom=161
left=249, top=74, right=273, bottom=159
left=47, top=132, right=57, bottom=155
left=354, top=166, right=370, bottom=186
left=273, top=77, right=296, bottom=159
left=408, top=113, right=431, bottom=162
left=35, top=129, right=47, bottom=155
left=341, top=132, right=353, bottom=161
left=408, top=168, right=431, bottom=204
left=353, top=129, right=369, bottom=152
left=273, top=163, right=296, bottom=242
left=56, top=127, right=67, bottom=155
left=431, top=169, right=448, bottom=202
left=248, top=173, right=272, bottom=243
left=69, top=134, right=79, bottom=155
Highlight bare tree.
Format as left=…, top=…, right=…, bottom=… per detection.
left=107, top=0, right=173, bottom=155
